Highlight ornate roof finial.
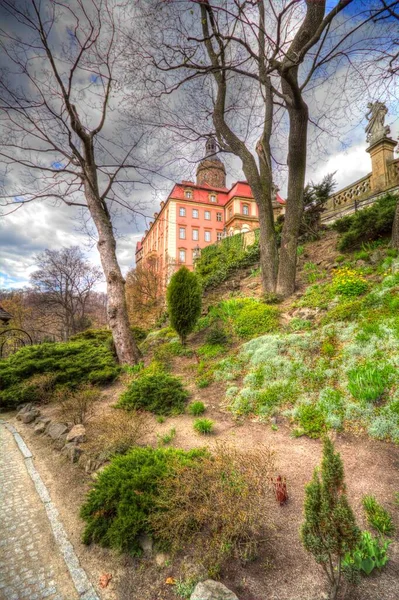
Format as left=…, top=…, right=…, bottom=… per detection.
left=205, top=137, right=218, bottom=158
left=365, top=102, right=391, bottom=145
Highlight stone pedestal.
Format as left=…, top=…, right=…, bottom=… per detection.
left=366, top=137, right=397, bottom=193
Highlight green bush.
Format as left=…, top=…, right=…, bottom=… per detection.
left=188, top=401, right=206, bottom=416
left=167, top=267, right=202, bottom=344
left=362, top=495, right=395, bottom=536
left=80, top=446, right=204, bottom=553
left=333, top=194, right=397, bottom=251
left=209, top=297, right=279, bottom=339
left=294, top=404, right=326, bottom=438
left=205, top=326, right=230, bottom=346
left=343, top=531, right=390, bottom=576
left=347, top=362, right=395, bottom=403
left=195, top=231, right=260, bottom=290
left=193, top=418, right=214, bottom=434
left=117, top=372, right=189, bottom=415
left=0, top=339, right=119, bottom=410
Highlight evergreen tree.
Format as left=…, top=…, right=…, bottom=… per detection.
left=167, top=267, right=202, bottom=345
left=301, top=437, right=360, bottom=600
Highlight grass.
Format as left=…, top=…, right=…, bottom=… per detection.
left=157, top=427, right=176, bottom=446
left=188, top=401, right=206, bottom=416
left=362, top=495, right=395, bottom=536
left=193, top=418, right=214, bottom=435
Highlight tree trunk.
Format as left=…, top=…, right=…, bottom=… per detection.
left=277, top=103, right=308, bottom=296
left=83, top=164, right=141, bottom=365
left=392, top=200, right=399, bottom=248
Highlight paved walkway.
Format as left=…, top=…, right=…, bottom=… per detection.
left=0, top=423, right=92, bottom=600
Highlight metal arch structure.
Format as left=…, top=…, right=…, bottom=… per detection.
left=0, top=328, right=33, bottom=359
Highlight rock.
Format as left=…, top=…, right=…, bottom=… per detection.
left=53, top=433, right=68, bottom=450
left=47, top=422, right=68, bottom=440
left=370, top=249, right=384, bottom=265
left=20, top=408, right=40, bottom=424
left=61, top=442, right=82, bottom=463
left=292, top=307, right=319, bottom=321
left=270, top=416, right=277, bottom=425
left=155, top=552, right=170, bottom=567
left=37, top=416, right=51, bottom=425
left=247, top=282, right=259, bottom=290
left=66, top=424, right=86, bottom=444
left=190, top=581, right=239, bottom=600
left=16, top=403, right=34, bottom=420
left=356, top=259, right=367, bottom=267
left=138, top=534, right=153, bottom=555
left=34, top=421, right=47, bottom=435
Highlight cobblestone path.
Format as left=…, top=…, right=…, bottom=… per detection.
left=0, top=423, right=79, bottom=600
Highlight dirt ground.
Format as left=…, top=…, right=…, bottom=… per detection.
left=9, top=386, right=399, bottom=600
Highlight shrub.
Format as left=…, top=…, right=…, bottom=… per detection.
left=193, top=418, right=214, bottom=434
left=0, top=338, right=119, bottom=410
left=302, top=438, right=360, bottom=600
left=205, top=326, right=230, bottom=346
left=343, top=531, right=390, bottom=576
left=333, top=194, right=397, bottom=251
left=362, top=495, right=395, bottom=536
left=167, top=267, right=202, bottom=344
left=56, top=385, right=99, bottom=425
left=149, top=443, right=275, bottom=569
left=80, top=446, right=204, bottom=553
left=188, top=401, right=206, bottom=416
left=117, top=372, right=189, bottom=415
left=347, top=362, right=395, bottom=403
left=294, top=404, right=326, bottom=438
left=210, top=297, right=279, bottom=339
left=332, top=268, right=368, bottom=297
left=85, top=409, right=154, bottom=457
left=158, top=427, right=176, bottom=446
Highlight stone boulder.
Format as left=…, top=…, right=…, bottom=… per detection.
left=16, top=404, right=34, bottom=420
left=20, top=408, right=40, bottom=424
left=61, top=443, right=82, bottom=463
left=47, top=422, right=69, bottom=440
left=190, top=581, right=239, bottom=600
left=66, top=424, right=86, bottom=444
left=34, top=421, right=47, bottom=435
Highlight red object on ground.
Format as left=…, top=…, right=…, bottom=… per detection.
left=272, top=475, right=288, bottom=505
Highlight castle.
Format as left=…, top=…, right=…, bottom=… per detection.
left=135, top=138, right=285, bottom=286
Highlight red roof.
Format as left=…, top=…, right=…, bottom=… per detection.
left=276, top=193, right=285, bottom=205
left=168, top=180, right=255, bottom=206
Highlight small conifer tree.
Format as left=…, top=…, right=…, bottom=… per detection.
left=167, top=266, right=202, bottom=345
left=301, top=437, right=360, bottom=600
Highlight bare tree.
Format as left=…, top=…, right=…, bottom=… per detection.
left=139, top=0, right=394, bottom=295
left=30, top=247, right=102, bottom=339
left=0, top=0, right=152, bottom=363
left=125, top=257, right=164, bottom=328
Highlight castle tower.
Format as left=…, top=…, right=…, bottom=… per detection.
left=196, top=137, right=226, bottom=188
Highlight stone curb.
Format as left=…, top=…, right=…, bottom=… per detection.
left=0, top=420, right=100, bottom=600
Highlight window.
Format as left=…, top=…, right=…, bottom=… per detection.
left=216, top=212, right=222, bottom=222
left=192, top=229, right=199, bottom=241
left=217, top=232, right=223, bottom=241
left=205, top=210, right=211, bottom=220
left=243, top=204, right=249, bottom=216
left=179, top=249, right=186, bottom=263
left=210, top=194, right=217, bottom=203
left=204, top=231, right=211, bottom=242
left=179, top=227, right=186, bottom=239
left=228, top=207, right=233, bottom=217
left=192, top=209, right=199, bottom=218
left=185, top=190, right=192, bottom=199
left=179, top=207, right=186, bottom=217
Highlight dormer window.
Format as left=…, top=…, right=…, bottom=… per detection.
left=185, top=189, right=192, bottom=199
left=209, top=193, right=217, bottom=203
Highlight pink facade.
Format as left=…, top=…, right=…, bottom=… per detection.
left=135, top=144, right=285, bottom=286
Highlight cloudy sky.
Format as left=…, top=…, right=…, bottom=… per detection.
left=1, top=0, right=398, bottom=291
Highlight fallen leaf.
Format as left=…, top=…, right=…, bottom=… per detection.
left=99, top=573, right=113, bottom=588
left=165, top=577, right=176, bottom=585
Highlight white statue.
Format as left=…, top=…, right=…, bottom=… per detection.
left=365, top=102, right=391, bottom=144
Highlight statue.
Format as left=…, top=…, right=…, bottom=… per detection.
left=365, top=102, right=391, bottom=144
